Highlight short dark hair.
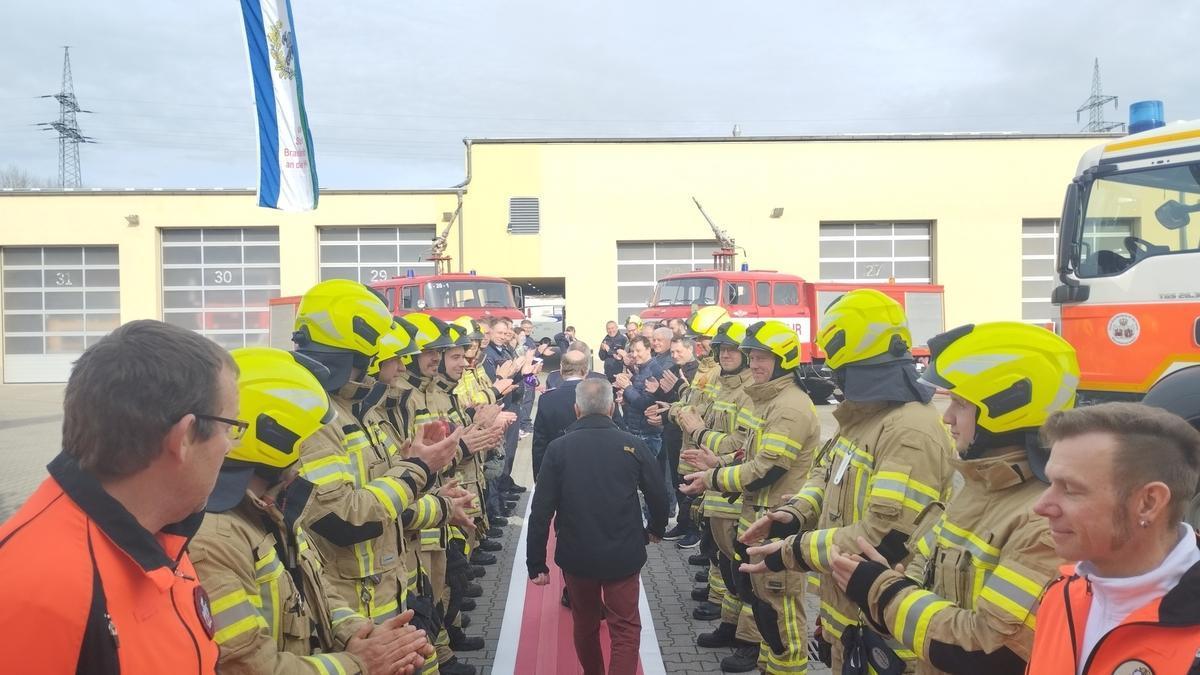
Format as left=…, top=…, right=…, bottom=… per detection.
left=628, top=336, right=651, bottom=351
left=566, top=325, right=575, bottom=332
left=63, top=320, right=237, bottom=480
left=492, top=317, right=512, bottom=327
left=1042, top=402, right=1200, bottom=523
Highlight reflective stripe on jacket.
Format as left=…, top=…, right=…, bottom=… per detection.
left=190, top=497, right=370, bottom=674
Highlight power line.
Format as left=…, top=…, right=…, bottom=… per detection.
left=36, top=47, right=97, bottom=187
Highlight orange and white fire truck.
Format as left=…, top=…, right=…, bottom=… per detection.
left=641, top=199, right=945, bottom=401
left=1053, top=117, right=1200, bottom=403
left=268, top=206, right=524, bottom=348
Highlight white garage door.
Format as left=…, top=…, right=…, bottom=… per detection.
left=2, top=246, right=120, bottom=383
left=318, top=226, right=436, bottom=284
left=616, top=240, right=717, bottom=322
left=818, top=222, right=933, bottom=283
left=161, top=228, right=281, bottom=350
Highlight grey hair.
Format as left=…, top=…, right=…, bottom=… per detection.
left=575, top=378, right=614, bottom=416
left=653, top=327, right=674, bottom=342
left=568, top=339, right=591, bottom=359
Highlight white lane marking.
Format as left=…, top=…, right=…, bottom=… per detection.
left=492, top=488, right=667, bottom=675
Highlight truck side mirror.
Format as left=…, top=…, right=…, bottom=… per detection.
left=512, top=285, right=524, bottom=309
left=1051, top=284, right=1090, bottom=304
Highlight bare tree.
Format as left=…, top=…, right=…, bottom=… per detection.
left=0, top=165, right=55, bottom=189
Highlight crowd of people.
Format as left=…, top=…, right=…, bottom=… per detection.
left=3, top=277, right=1200, bottom=675
left=527, top=294, right=1200, bottom=675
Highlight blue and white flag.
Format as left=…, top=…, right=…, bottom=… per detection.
left=240, top=0, right=318, bottom=211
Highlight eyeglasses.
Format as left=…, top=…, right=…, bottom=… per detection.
left=195, top=414, right=249, bottom=441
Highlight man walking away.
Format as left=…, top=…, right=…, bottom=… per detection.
left=532, top=349, right=590, bottom=478
left=528, top=379, right=669, bottom=675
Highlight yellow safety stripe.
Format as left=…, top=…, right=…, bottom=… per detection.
left=893, top=589, right=954, bottom=658
left=702, top=491, right=743, bottom=516
left=420, top=528, right=442, bottom=548
left=300, top=455, right=355, bottom=486
left=868, top=471, right=940, bottom=515
left=330, top=606, right=361, bottom=627
left=792, top=485, right=824, bottom=515
left=211, top=589, right=269, bottom=644
left=363, top=475, right=412, bottom=519
left=832, top=437, right=874, bottom=474
left=372, top=597, right=400, bottom=623
left=978, top=564, right=1042, bottom=629
left=408, top=495, right=443, bottom=530
left=712, top=465, right=743, bottom=492
left=699, top=430, right=728, bottom=453
left=819, top=601, right=855, bottom=640
left=759, top=433, right=801, bottom=461
left=915, top=526, right=937, bottom=558
left=303, top=654, right=350, bottom=675
left=806, top=528, right=836, bottom=572
left=935, top=520, right=1001, bottom=569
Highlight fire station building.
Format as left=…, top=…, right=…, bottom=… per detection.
left=0, top=132, right=1114, bottom=382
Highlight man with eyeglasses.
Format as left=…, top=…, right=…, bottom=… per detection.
left=0, top=319, right=232, bottom=672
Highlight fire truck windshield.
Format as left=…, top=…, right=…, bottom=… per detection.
left=1074, top=162, right=1200, bottom=278
left=423, top=280, right=513, bottom=308
left=651, top=277, right=718, bottom=306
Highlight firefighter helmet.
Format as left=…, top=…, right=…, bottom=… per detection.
left=816, top=288, right=912, bottom=370
left=294, top=279, right=393, bottom=357
left=452, top=316, right=485, bottom=341
left=685, top=306, right=731, bottom=339
left=367, top=318, right=420, bottom=376
left=401, top=313, right=455, bottom=351
left=921, top=322, right=1079, bottom=434
left=740, top=320, right=801, bottom=370
left=710, top=320, right=747, bottom=350
left=226, top=347, right=333, bottom=469
left=1142, top=365, right=1200, bottom=430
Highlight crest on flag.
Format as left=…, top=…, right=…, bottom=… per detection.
left=268, top=20, right=295, bottom=80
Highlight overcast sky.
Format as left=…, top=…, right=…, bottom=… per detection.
left=1, top=1, right=1196, bottom=189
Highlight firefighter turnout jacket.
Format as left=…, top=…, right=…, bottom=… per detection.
left=779, top=399, right=956, bottom=647
left=298, top=378, right=435, bottom=622
left=693, top=368, right=755, bottom=522
left=846, top=448, right=1060, bottom=674
left=0, top=453, right=220, bottom=673
left=190, top=491, right=372, bottom=674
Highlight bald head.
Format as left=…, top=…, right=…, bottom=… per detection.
left=560, top=349, right=589, bottom=378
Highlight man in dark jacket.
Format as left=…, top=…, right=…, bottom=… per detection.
left=482, top=317, right=526, bottom=493
left=598, top=321, right=628, bottom=363
left=654, top=336, right=701, bottom=545
left=532, top=350, right=590, bottom=478
left=528, top=378, right=668, bottom=675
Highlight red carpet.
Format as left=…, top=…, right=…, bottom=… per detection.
left=513, top=525, right=646, bottom=674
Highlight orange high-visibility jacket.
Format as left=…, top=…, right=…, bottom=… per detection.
left=0, top=453, right=219, bottom=674
left=1028, top=543, right=1200, bottom=674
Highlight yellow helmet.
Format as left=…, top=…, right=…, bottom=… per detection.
left=740, top=320, right=801, bottom=370
left=817, top=289, right=912, bottom=370
left=401, top=313, right=454, bottom=351
left=367, top=319, right=420, bottom=376
left=294, top=279, right=393, bottom=357
left=625, top=314, right=642, bottom=327
left=452, top=316, right=485, bottom=341
left=445, top=323, right=473, bottom=349
left=685, top=306, right=731, bottom=339
left=921, top=322, right=1079, bottom=434
left=208, top=347, right=334, bottom=512
left=710, top=320, right=747, bottom=350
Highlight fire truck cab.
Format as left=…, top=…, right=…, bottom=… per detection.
left=640, top=269, right=945, bottom=401
left=268, top=271, right=524, bottom=349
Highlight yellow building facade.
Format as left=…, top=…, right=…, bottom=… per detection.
left=0, top=133, right=1112, bottom=382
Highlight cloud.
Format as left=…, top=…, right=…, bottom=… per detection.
left=0, top=0, right=1194, bottom=189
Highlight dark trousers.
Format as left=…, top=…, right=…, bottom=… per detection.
left=563, top=571, right=642, bottom=675
left=501, top=414, right=520, bottom=481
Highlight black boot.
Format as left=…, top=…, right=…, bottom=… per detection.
left=688, top=553, right=707, bottom=566
left=465, top=582, right=483, bottom=597
left=487, top=526, right=504, bottom=539
left=439, top=656, right=476, bottom=675
left=469, top=565, right=486, bottom=579
left=720, top=643, right=759, bottom=672
left=461, top=598, right=476, bottom=612
left=691, top=586, right=710, bottom=602
left=695, top=569, right=709, bottom=583
left=448, top=625, right=483, bottom=651
left=490, top=516, right=509, bottom=527
left=470, top=550, right=497, bottom=566
left=478, top=539, right=502, bottom=552
left=460, top=613, right=471, bottom=628
left=696, top=621, right=737, bottom=648
left=560, top=587, right=571, bottom=608
left=692, top=601, right=721, bottom=621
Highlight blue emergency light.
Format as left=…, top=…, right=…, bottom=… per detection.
left=740, top=263, right=749, bottom=272
left=405, top=269, right=415, bottom=278
left=1130, top=100, right=1165, bottom=134
left=469, top=269, right=477, bottom=275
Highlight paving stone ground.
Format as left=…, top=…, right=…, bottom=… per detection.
left=1, top=383, right=924, bottom=674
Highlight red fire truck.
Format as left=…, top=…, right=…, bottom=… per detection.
left=640, top=199, right=945, bottom=401
left=268, top=207, right=524, bottom=348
